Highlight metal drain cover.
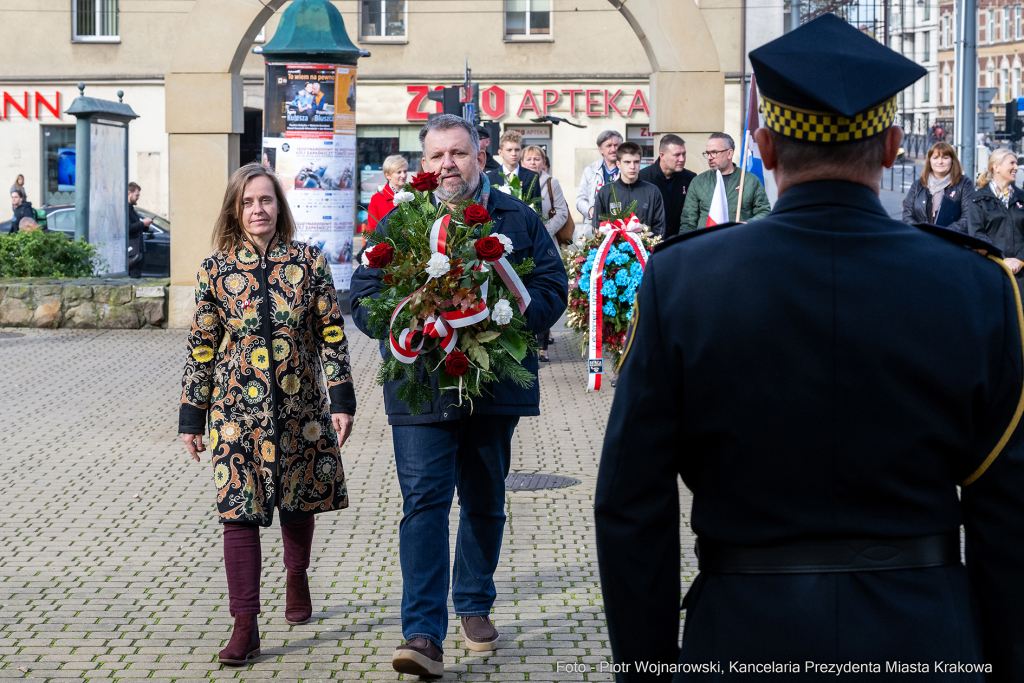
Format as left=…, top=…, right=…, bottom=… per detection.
left=0, top=332, right=24, bottom=339
left=505, top=472, right=580, bottom=491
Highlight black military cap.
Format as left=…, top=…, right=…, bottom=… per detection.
left=477, top=126, right=491, bottom=140
left=750, top=13, right=925, bottom=143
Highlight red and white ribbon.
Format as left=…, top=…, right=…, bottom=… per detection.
left=390, top=291, right=426, bottom=364
left=598, top=213, right=644, bottom=235
left=587, top=224, right=649, bottom=391
left=492, top=257, right=531, bottom=314
left=430, top=214, right=450, bottom=254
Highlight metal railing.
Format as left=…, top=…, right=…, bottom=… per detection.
left=881, top=163, right=923, bottom=192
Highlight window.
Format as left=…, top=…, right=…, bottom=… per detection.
left=1004, top=67, right=1011, bottom=100
left=1017, top=6, right=1022, bottom=39
left=943, top=72, right=951, bottom=105
left=924, top=0, right=931, bottom=21
left=41, top=126, right=76, bottom=206
left=360, top=0, right=406, bottom=40
left=505, top=0, right=551, bottom=39
left=923, top=31, right=930, bottom=61
left=73, top=0, right=118, bottom=42
left=923, top=74, right=930, bottom=102
left=1015, top=67, right=1021, bottom=99
left=1004, top=8, right=1011, bottom=41
left=990, top=9, right=996, bottom=43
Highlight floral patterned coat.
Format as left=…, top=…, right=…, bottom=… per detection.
left=178, top=237, right=356, bottom=526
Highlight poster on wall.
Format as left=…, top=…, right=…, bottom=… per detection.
left=263, top=63, right=357, bottom=291
left=89, top=122, right=127, bottom=275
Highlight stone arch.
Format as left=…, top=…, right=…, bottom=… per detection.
left=166, top=0, right=725, bottom=325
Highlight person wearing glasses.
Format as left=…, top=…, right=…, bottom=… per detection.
left=680, top=132, right=772, bottom=233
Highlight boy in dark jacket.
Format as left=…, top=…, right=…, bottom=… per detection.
left=594, top=141, right=666, bottom=236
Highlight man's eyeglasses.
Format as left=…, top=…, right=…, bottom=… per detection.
left=702, top=149, right=731, bottom=159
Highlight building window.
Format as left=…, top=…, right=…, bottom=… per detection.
left=505, top=0, right=552, bottom=39
left=923, top=75, right=930, bottom=102
left=73, top=0, right=119, bottom=42
left=360, top=0, right=407, bottom=40
left=42, top=126, right=77, bottom=206
left=1004, top=8, right=1011, bottom=41
left=1017, top=6, right=1022, bottom=39
left=990, top=9, right=996, bottom=43
left=1004, top=67, right=1011, bottom=101
left=924, top=0, right=931, bottom=21
left=1015, top=67, right=1021, bottom=99
left=923, top=31, right=930, bottom=61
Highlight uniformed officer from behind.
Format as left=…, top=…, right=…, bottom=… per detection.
left=595, top=14, right=1024, bottom=682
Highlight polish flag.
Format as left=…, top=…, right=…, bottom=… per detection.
left=706, top=170, right=729, bottom=227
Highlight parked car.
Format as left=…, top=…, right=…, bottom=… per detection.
left=2, top=204, right=170, bottom=278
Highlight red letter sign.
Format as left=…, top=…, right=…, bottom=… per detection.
left=561, top=89, right=584, bottom=116
left=35, top=92, right=61, bottom=120
left=406, top=85, right=444, bottom=121
left=517, top=90, right=541, bottom=117
left=627, top=90, right=650, bottom=116
left=541, top=89, right=559, bottom=116
left=481, top=85, right=506, bottom=118
left=4, top=92, right=29, bottom=120
left=585, top=89, right=604, bottom=116
left=605, top=90, right=625, bottom=116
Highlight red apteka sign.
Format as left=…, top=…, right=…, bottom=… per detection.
left=406, top=85, right=648, bottom=121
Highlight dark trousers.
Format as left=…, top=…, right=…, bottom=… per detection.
left=222, top=516, right=315, bottom=616
left=391, top=415, right=519, bottom=650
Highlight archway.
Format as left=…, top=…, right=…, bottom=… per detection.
left=166, top=0, right=725, bottom=326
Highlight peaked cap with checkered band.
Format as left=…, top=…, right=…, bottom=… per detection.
left=749, top=13, right=926, bottom=144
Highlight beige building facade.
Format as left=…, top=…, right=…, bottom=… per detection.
left=0, top=0, right=781, bottom=324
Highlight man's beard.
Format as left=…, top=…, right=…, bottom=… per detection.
left=435, top=172, right=479, bottom=202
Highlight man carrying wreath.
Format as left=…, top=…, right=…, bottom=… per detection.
left=350, top=114, right=568, bottom=678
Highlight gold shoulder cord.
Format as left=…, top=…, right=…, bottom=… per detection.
left=961, top=256, right=1024, bottom=485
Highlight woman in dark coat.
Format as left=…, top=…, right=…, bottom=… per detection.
left=179, top=163, right=356, bottom=665
left=901, top=141, right=974, bottom=233
left=968, top=147, right=1024, bottom=284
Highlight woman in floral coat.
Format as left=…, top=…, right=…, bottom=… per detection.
left=179, top=163, right=356, bottom=665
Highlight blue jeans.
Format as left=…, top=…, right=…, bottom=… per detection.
left=391, top=415, right=519, bottom=651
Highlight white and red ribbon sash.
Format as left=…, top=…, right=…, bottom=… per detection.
left=429, top=214, right=450, bottom=255
left=492, top=257, right=531, bottom=314
left=587, top=226, right=649, bottom=391
left=390, top=291, right=425, bottom=364
left=598, top=213, right=644, bottom=235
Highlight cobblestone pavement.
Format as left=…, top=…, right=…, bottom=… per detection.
left=0, top=322, right=696, bottom=681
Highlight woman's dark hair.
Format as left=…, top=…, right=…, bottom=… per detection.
left=212, top=163, right=296, bottom=253
left=921, top=142, right=962, bottom=187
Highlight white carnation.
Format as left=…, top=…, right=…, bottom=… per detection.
left=360, top=250, right=370, bottom=267
left=496, top=185, right=513, bottom=194
left=425, top=252, right=451, bottom=278
left=492, top=299, right=514, bottom=325
left=495, top=233, right=513, bottom=255
left=393, top=191, right=415, bottom=205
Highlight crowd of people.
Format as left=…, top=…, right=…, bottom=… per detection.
left=901, top=141, right=1024, bottom=283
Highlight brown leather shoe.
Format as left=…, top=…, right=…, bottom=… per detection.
left=218, top=613, right=260, bottom=665
left=392, top=637, right=444, bottom=678
left=285, top=570, right=312, bottom=624
left=461, top=615, right=499, bottom=651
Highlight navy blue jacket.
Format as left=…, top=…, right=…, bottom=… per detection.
left=350, top=188, right=568, bottom=425
left=596, top=180, right=1024, bottom=681
left=486, top=166, right=542, bottom=202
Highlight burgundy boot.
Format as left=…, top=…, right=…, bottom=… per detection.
left=218, top=614, right=260, bottom=665
left=285, top=570, right=312, bottom=624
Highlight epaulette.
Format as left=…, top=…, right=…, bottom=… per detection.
left=653, top=222, right=743, bottom=253
left=911, top=222, right=1003, bottom=259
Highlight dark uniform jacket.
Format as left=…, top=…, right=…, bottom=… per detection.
left=969, top=183, right=1024, bottom=288
left=596, top=180, right=1024, bottom=681
left=638, top=163, right=696, bottom=238
left=901, top=175, right=974, bottom=233
left=350, top=186, right=568, bottom=425
left=594, top=177, right=667, bottom=237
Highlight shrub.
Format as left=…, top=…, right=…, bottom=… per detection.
left=0, top=230, right=103, bottom=278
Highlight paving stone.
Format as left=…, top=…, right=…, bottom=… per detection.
left=0, top=322, right=696, bottom=681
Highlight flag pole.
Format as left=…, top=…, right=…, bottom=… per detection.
left=735, top=136, right=749, bottom=223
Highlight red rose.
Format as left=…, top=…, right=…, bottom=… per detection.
left=410, top=171, right=440, bottom=192
left=444, top=350, right=469, bottom=376
left=366, top=242, right=395, bottom=268
left=463, top=204, right=491, bottom=227
left=474, top=235, right=504, bottom=261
